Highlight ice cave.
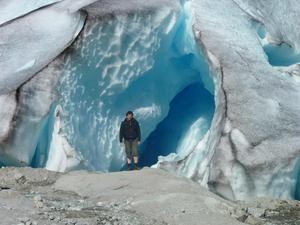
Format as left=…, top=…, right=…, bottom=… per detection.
left=1, top=0, right=300, bottom=203
left=29, top=2, right=216, bottom=172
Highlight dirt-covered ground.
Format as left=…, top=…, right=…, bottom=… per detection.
left=0, top=167, right=299, bottom=225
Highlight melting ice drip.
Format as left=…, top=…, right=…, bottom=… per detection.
left=38, top=2, right=215, bottom=172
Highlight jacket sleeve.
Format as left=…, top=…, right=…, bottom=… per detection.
left=136, top=121, right=141, bottom=142
left=119, top=122, right=124, bottom=143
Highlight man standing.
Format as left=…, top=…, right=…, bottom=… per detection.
left=119, top=111, right=141, bottom=170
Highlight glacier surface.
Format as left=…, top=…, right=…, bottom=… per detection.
left=0, top=0, right=62, bottom=25
left=0, top=2, right=85, bottom=94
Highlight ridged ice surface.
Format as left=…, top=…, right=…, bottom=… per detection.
left=55, top=1, right=214, bottom=171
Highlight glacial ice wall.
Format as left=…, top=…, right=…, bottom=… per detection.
left=0, top=0, right=215, bottom=173
left=0, top=0, right=90, bottom=166
left=0, top=0, right=62, bottom=25
left=0, top=3, right=85, bottom=94
left=1, top=0, right=300, bottom=202
left=158, top=0, right=300, bottom=201
left=54, top=1, right=214, bottom=171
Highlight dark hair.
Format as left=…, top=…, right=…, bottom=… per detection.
left=126, top=111, right=133, bottom=116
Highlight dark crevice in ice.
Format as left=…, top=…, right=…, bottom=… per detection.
left=138, top=81, right=214, bottom=167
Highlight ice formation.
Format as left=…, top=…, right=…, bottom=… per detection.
left=1, top=0, right=300, bottom=202
left=0, top=1, right=85, bottom=94
left=157, top=0, right=300, bottom=201
left=56, top=0, right=214, bottom=171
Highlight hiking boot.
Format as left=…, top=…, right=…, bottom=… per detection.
left=127, top=163, right=132, bottom=171
left=134, top=163, right=139, bottom=170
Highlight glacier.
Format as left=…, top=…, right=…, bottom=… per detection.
left=54, top=0, right=214, bottom=171
left=1, top=0, right=300, bottom=203
left=0, top=2, right=85, bottom=94
left=0, top=0, right=62, bottom=25
left=157, top=0, right=300, bottom=201
left=0, top=0, right=215, bottom=173
left=252, top=21, right=300, bottom=67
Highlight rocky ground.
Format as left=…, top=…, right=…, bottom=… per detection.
left=0, top=167, right=299, bottom=225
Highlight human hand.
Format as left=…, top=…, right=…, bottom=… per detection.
left=138, top=141, right=141, bottom=145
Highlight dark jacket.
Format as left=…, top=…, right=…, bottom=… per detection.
left=119, top=117, right=141, bottom=142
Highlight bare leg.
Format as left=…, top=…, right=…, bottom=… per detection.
left=133, top=156, right=138, bottom=164
left=127, top=157, right=132, bottom=164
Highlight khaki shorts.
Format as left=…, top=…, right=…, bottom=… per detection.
left=124, top=138, right=139, bottom=158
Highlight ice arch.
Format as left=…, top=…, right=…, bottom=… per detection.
left=139, top=82, right=214, bottom=168
left=34, top=1, right=215, bottom=172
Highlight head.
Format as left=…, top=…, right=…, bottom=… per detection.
left=126, top=111, right=133, bottom=120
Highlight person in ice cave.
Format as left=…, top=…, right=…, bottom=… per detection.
left=119, top=111, right=141, bottom=170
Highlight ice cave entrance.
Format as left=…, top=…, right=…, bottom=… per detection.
left=139, top=81, right=214, bottom=167
left=32, top=2, right=215, bottom=172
